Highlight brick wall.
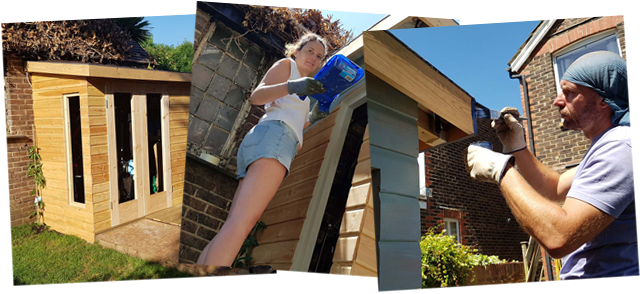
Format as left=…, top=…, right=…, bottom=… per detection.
left=4, top=57, right=37, bottom=226
left=551, top=17, right=592, bottom=35
left=2, top=138, right=34, bottom=227
left=522, top=51, right=574, bottom=172
left=470, top=262, right=525, bottom=285
left=179, top=156, right=238, bottom=263
left=4, top=58, right=33, bottom=137
left=420, top=117, right=529, bottom=261
left=518, top=17, right=626, bottom=172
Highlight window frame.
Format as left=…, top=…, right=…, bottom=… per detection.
left=443, top=217, right=461, bottom=243
left=63, top=93, right=86, bottom=207
left=552, top=29, right=622, bottom=94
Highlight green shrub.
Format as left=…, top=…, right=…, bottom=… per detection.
left=141, top=37, right=193, bottom=73
left=420, top=227, right=505, bottom=288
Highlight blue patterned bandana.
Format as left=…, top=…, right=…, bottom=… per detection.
left=562, top=51, right=629, bottom=126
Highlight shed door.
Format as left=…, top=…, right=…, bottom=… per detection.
left=106, top=83, right=172, bottom=226
left=141, top=89, right=172, bottom=215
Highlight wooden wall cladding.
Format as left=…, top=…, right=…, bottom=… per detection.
left=252, top=108, right=340, bottom=270
left=330, top=125, right=377, bottom=277
left=32, top=74, right=95, bottom=242
left=31, top=73, right=191, bottom=242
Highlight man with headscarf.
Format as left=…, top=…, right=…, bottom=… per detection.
left=465, top=51, right=637, bottom=279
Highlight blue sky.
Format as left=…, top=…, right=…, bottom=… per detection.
left=390, top=21, right=540, bottom=112
left=144, top=14, right=196, bottom=45
left=145, top=13, right=537, bottom=112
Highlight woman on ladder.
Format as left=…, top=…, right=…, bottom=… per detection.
left=197, top=32, right=330, bottom=266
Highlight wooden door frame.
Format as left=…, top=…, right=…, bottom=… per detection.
left=139, top=84, right=173, bottom=214
left=106, top=82, right=172, bottom=226
left=290, top=79, right=367, bottom=271
left=106, top=81, right=140, bottom=226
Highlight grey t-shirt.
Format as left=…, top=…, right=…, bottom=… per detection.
left=560, top=126, right=638, bottom=279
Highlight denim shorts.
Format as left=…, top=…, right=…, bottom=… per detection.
left=236, top=120, right=299, bottom=179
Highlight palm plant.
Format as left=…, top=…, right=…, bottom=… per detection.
left=114, top=17, right=152, bottom=45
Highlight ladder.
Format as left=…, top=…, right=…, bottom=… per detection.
left=522, top=237, right=560, bottom=281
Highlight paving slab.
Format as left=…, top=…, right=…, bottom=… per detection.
left=96, top=206, right=182, bottom=263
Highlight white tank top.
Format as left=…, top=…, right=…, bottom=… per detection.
left=260, top=58, right=309, bottom=147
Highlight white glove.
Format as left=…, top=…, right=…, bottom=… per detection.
left=491, top=107, right=527, bottom=154
left=465, top=145, right=515, bottom=184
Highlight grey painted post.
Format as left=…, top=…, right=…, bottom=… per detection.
left=366, top=73, right=422, bottom=290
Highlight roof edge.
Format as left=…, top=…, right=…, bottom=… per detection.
left=26, top=61, right=191, bottom=83
left=508, top=20, right=556, bottom=73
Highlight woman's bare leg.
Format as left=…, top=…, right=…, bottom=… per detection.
left=196, top=158, right=286, bottom=266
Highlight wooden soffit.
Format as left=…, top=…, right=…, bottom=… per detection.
left=363, top=30, right=475, bottom=136
left=26, top=61, right=191, bottom=83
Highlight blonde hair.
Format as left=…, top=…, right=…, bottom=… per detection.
left=284, top=32, right=328, bottom=61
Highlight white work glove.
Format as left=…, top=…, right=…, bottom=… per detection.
left=465, top=145, right=515, bottom=184
left=491, top=107, right=527, bottom=154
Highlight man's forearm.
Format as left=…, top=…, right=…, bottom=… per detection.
left=512, top=149, right=566, bottom=203
left=499, top=164, right=572, bottom=256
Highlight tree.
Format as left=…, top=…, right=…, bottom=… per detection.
left=141, top=36, right=193, bottom=72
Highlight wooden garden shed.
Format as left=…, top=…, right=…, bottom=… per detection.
left=26, top=61, right=190, bottom=242
left=246, top=16, right=475, bottom=283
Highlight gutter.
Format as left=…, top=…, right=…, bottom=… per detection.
left=506, top=15, right=557, bottom=155
left=508, top=70, right=536, bottom=156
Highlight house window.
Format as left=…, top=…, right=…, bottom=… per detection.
left=418, top=152, right=428, bottom=209
left=64, top=94, right=85, bottom=204
left=553, top=31, right=621, bottom=92
left=418, top=152, right=427, bottom=197
left=444, top=218, right=461, bottom=243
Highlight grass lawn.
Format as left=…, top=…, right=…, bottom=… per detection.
left=11, top=224, right=193, bottom=285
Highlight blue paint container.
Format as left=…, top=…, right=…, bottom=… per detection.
left=300, top=54, right=364, bottom=112
left=471, top=141, right=493, bottom=150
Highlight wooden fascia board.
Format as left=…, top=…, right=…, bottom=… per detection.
left=26, top=61, right=191, bottom=83
left=418, top=17, right=458, bottom=27
left=290, top=80, right=367, bottom=272
left=26, top=61, right=91, bottom=77
left=363, top=31, right=475, bottom=135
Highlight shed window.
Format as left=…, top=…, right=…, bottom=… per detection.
left=65, top=95, right=85, bottom=204
left=146, top=94, right=164, bottom=194
left=444, top=218, right=461, bottom=243
left=114, top=93, right=135, bottom=203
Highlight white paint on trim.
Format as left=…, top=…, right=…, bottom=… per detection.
left=509, top=20, right=556, bottom=73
